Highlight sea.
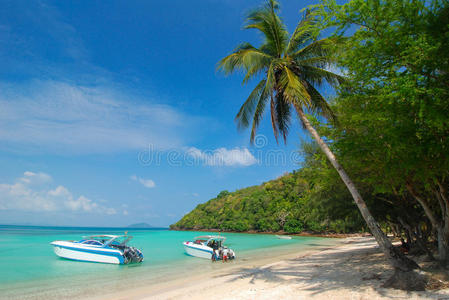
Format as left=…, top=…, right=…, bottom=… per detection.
left=0, top=225, right=339, bottom=299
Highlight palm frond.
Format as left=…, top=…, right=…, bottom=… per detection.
left=278, top=66, right=311, bottom=106
left=217, top=43, right=272, bottom=78
left=248, top=63, right=276, bottom=142
left=286, top=9, right=319, bottom=55
left=242, top=64, right=265, bottom=85
left=296, top=56, right=337, bottom=69
left=291, top=37, right=340, bottom=60
left=274, top=92, right=291, bottom=143
left=235, top=79, right=267, bottom=130
left=270, top=94, right=279, bottom=142
left=244, top=0, right=289, bottom=57
left=299, top=65, right=346, bottom=88
left=302, top=80, right=336, bottom=124
left=250, top=88, right=270, bottom=142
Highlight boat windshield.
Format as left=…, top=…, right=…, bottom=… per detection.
left=80, top=240, right=103, bottom=246
left=82, top=235, right=132, bottom=247
left=206, top=239, right=224, bottom=249
left=194, top=239, right=207, bottom=244
left=191, top=236, right=226, bottom=249
left=194, top=235, right=226, bottom=242
left=106, top=236, right=131, bottom=246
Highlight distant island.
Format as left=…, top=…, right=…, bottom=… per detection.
left=127, top=222, right=153, bottom=228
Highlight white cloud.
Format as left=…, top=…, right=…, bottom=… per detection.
left=186, top=147, right=257, bottom=167
left=121, top=204, right=129, bottom=216
left=139, top=179, right=156, bottom=188
left=0, top=171, right=116, bottom=214
left=48, top=185, right=71, bottom=198
left=0, top=80, right=201, bottom=154
left=20, top=171, right=52, bottom=185
left=131, top=175, right=156, bottom=188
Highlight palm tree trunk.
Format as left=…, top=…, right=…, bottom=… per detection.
left=296, top=108, right=419, bottom=271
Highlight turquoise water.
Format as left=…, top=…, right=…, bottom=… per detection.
left=0, top=225, right=338, bottom=299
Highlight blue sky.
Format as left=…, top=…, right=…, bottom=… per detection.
left=0, top=0, right=324, bottom=227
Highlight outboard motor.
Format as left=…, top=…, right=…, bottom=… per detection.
left=228, top=249, right=235, bottom=260
left=123, top=246, right=144, bottom=263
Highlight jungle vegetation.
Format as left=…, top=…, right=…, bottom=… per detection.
left=171, top=142, right=384, bottom=234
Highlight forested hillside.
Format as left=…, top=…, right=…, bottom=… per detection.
left=171, top=143, right=381, bottom=234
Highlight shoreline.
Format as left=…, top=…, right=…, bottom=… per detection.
left=0, top=233, right=340, bottom=300
left=170, top=228, right=369, bottom=238
left=91, top=237, right=345, bottom=300
left=93, top=236, right=449, bottom=300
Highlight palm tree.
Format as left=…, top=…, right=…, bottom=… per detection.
left=218, top=0, right=418, bottom=272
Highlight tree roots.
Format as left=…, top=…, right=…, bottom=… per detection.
left=382, top=269, right=428, bottom=291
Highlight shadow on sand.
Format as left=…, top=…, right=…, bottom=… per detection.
left=216, top=238, right=446, bottom=299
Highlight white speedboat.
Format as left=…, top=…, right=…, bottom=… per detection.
left=183, top=235, right=235, bottom=260
left=276, top=235, right=292, bottom=240
left=50, top=235, right=144, bottom=264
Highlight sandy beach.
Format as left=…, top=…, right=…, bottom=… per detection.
left=95, top=237, right=449, bottom=300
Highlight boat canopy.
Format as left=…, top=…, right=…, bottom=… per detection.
left=194, top=235, right=226, bottom=242
left=82, top=235, right=133, bottom=246
left=84, top=235, right=120, bottom=239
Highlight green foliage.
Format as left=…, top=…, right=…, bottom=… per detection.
left=308, top=0, right=449, bottom=250
left=313, top=0, right=449, bottom=203
left=217, top=190, right=230, bottom=198
left=284, top=219, right=304, bottom=234
left=170, top=145, right=367, bottom=233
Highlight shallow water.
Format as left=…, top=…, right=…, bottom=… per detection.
left=0, top=225, right=339, bottom=299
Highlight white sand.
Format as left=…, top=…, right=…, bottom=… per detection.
left=98, top=237, right=449, bottom=300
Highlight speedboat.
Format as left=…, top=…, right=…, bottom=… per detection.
left=276, top=235, right=292, bottom=240
left=50, top=235, right=144, bottom=264
left=183, top=235, right=235, bottom=260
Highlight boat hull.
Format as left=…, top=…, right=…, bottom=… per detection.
left=276, top=235, right=292, bottom=240
left=183, top=242, right=213, bottom=259
left=51, top=241, right=124, bottom=264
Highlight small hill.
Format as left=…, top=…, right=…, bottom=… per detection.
left=170, top=170, right=366, bottom=234
left=170, top=172, right=305, bottom=233
left=127, top=222, right=153, bottom=228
